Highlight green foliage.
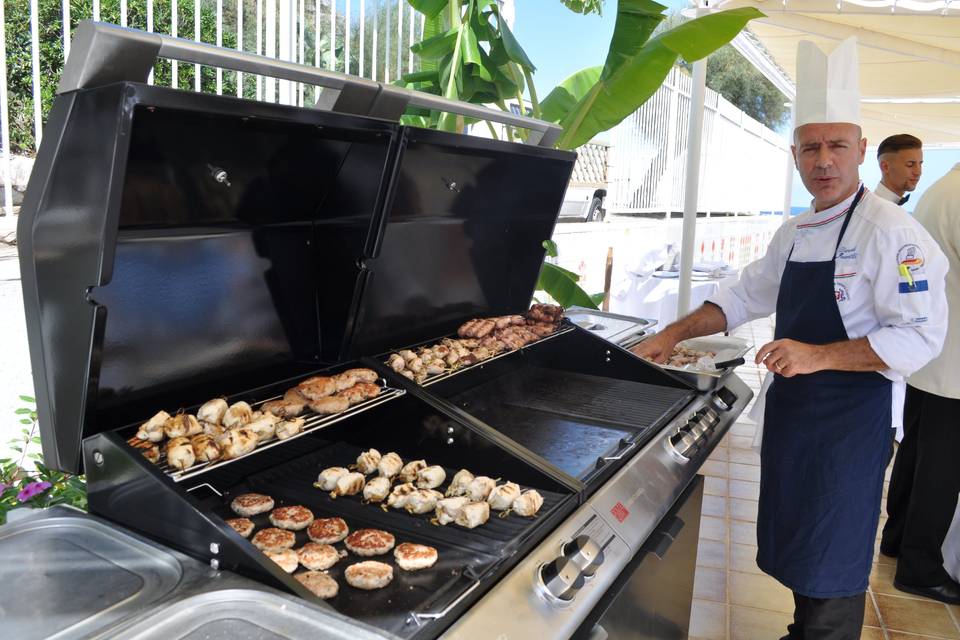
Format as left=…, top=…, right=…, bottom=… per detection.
left=705, top=44, right=788, bottom=130
left=535, top=240, right=603, bottom=310
left=0, top=396, right=86, bottom=525
left=560, top=0, right=605, bottom=15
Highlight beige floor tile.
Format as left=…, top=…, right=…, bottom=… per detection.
left=870, top=562, right=906, bottom=597
left=730, top=498, right=759, bottom=523
left=730, top=423, right=756, bottom=438
left=694, top=566, right=728, bottom=603
left=875, top=593, right=960, bottom=638
left=709, top=446, right=730, bottom=462
left=728, top=447, right=761, bottom=466
left=729, top=571, right=795, bottom=613
left=689, top=599, right=727, bottom=640
left=864, top=595, right=881, bottom=627
left=702, top=460, right=730, bottom=478
left=705, top=476, right=729, bottom=497
left=729, top=605, right=792, bottom=640
left=700, top=515, right=728, bottom=543
left=729, top=479, right=760, bottom=501
left=729, top=463, right=762, bottom=482
left=697, top=538, right=728, bottom=570
left=703, top=495, right=728, bottom=518
left=887, top=632, right=956, bottom=640
left=730, top=543, right=763, bottom=576
left=730, top=435, right=754, bottom=450
left=730, top=520, right=757, bottom=546
left=875, top=542, right=898, bottom=567
left=860, top=627, right=884, bottom=640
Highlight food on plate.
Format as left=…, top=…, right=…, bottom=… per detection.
left=275, top=417, right=305, bottom=440
left=405, top=489, right=443, bottom=515
left=269, top=505, right=315, bottom=531
left=298, top=376, right=338, bottom=401
left=197, top=398, right=228, bottom=425
left=467, top=476, right=497, bottom=502
left=445, top=469, right=475, bottom=497
left=316, top=467, right=349, bottom=491
left=387, top=483, right=418, bottom=510
left=251, top=527, right=296, bottom=552
left=307, top=517, right=349, bottom=544
left=225, top=517, right=255, bottom=538
left=663, top=346, right=717, bottom=368
left=231, top=493, right=275, bottom=516
left=297, top=542, right=340, bottom=571
left=295, top=570, right=339, bottom=599
left=222, top=401, right=254, bottom=429
left=136, top=410, right=169, bottom=442
left=332, top=471, right=366, bottom=498
left=355, top=448, right=382, bottom=475
left=487, top=482, right=521, bottom=511
left=512, top=490, right=545, bottom=517
left=190, top=434, right=221, bottom=462
left=216, top=427, right=258, bottom=459
left=345, top=561, right=394, bottom=590
left=308, top=396, right=351, bottom=415
left=344, top=368, right=379, bottom=383
left=266, top=548, right=299, bottom=573
left=246, top=412, right=280, bottom=443
left=435, top=497, right=470, bottom=525
left=394, top=542, right=439, bottom=571
left=344, top=529, right=396, bottom=557
left=362, top=476, right=391, bottom=503
left=455, top=501, right=490, bottom=529
left=399, top=459, right=427, bottom=484
left=377, top=452, right=403, bottom=479
left=416, top=465, right=446, bottom=490
left=164, top=413, right=202, bottom=439
left=165, top=436, right=196, bottom=470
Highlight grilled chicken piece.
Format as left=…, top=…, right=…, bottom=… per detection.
left=362, top=476, right=391, bottom=503
left=445, top=469, right=475, bottom=497
left=197, top=398, right=228, bottom=425
left=216, top=427, right=258, bottom=460
left=298, top=376, right=338, bottom=401
left=435, top=496, right=469, bottom=525
left=405, top=489, right=443, bottom=515
left=377, top=452, right=403, bottom=479
left=308, top=396, right=350, bottom=415
left=334, top=371, right=358, bottom=392
left=526, top=322, right=557, bottom=338
left=467, top=476, right=497, bottom=502
left=513, top=489, right=545, bottom=517
left=526, top=304, right=564, bottom=324
left=355, top=382, right=381, bottom=400
left=331, top=471, right=366, bottom=498
left=246, top=412, right=280, bottom=443
left=398, top=460, right=427, bottom=484
left=202, top=421, right=226, bottom=438
left=356, top=449, right=382, bottom=475
left=164, top=413, right=202, bottom=439
left=455, top=501, right=490, bottom=529
left=487, top=482, right=522, bottom=511
left=165, top=437, right=196, bottom=471
left=275, top=417, right=305, bottom=440
left=416, top=465, right=446, bottom=490
left=387, top=483, right=418, bottom=510
left=127, top=436, right=160, bottom=463
left=335, top=385, right=366, bottom=406
left=388, top=353, right=406, bottom=373
left=260, top=398, right=304, bottom=419
left=399, top=349, right=418, bottom=363
left=222, top=402, right=254, bottom=429
left=190, top=434, right=221, bottom=462
left=316, top=467, right=349, bottom=491
left=344, top=368, right=379, bottom=383
left=136, top=410, right=170, bottom=442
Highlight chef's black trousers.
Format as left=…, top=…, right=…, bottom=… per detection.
left=882, top=384, right=960, bottom=587
left=780, top=592, right=865, bottom=640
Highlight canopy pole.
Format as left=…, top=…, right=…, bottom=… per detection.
left=677, top=54, right=707, bottom=318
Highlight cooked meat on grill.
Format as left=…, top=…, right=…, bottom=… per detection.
left=398, top=460, right=427, bottom=484
left=334, top=371, right=358, bottom=392
left=362, top=476, right=391, bottom=503
left=307, top=517, right=349, bottom=544
left=224, top=517, right=255, bottom=538
left=487, top=482, right=522, bottom=511
left=377, top=452, right=403, bottom=479
left=512, top=489, right=545, bottom=517
left=416, top=465, right=446, bottom=490
left=345, top=561, right=394, bottom=590
left=526, top=303, right=564, bottom=324
left=405, top=489, right=443, bottom=514
left=216, top=427, right=258, bottom=460
left=344, top=368, right=379, bottom=383
left=526, top=322, right=558, bottom=338
left=308, top=395, right=350, bottom=415
left=246, top=411, right=280, bottom=443
left=399, top=349, right=418, bottom=363
left=260, top=398, right=304, bottom=419
left=298, top=376, right=338, bottom=400
left=164, top=413, right=202, bottom=439
left=222, top=401, right=254, bottom=429
left=127, top=436, right=160, bottom=462
left=251, top=527, right=296, bottom=552
left=316, top=467, right=349, bottom=491
left=275, top=417, right=305, bottom=440
left=165, top=437, right=196, bottom=470
left=136, top=410, right=169, bottom=442
left=266, top=549, right=299, bottom=573
left=190, top=434, right=221, bottom=462
left=344, top=529, right=396, bottom=557
left=455, top=501, right=490, bottom=529
left=388, top=353, right=406, bottom=373
left=445, top=469, right=475, bottom=497
left=435, top=496, right=470, bottom=525
left=284, top=387, right=310, bottom=406
left=400, top=369, right=416, bottom=380
left=197, top=398, right=228, bottom=425
left=335, top=385, right=366, bottom=405
left=394, top=542, right=439, bottom=571
left=405, top=356, right=424, bottom=373
left=297, top=542, right=340, bottom=571
left=295, top=570, right=339, bottom=599
left=231, top=493, right=275, bottom=516
left=202, top=421, right=225, bottom=438
left=387, top=483, right=418, bottom=510
left=269, top=505, right=315, bottom=531
left=331, top=471, right=366, bottom=498
left=467, top=476, right=497, bottom=502
left=355, top=448, right=381, bottom=475
left=355, top=382, right=381, bottom=400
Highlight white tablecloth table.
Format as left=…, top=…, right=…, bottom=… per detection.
left=609, top=273, right=739, bottom=327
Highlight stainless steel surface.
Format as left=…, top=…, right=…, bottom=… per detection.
left=565, top=307, right=656, bottom=345
left=562, top=535, right=604, bottom=577
left=631, top=336, right=752, bottom=392
left=537, top=557, right=586, bottom=603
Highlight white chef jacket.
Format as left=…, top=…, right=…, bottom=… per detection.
left=707, top=185, right=948, bottom=437
left=905, top=163, right=960, bottom=400
left=875, top=181, right=903, bottom=204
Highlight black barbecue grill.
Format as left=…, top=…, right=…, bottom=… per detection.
left=18, top=21, right=753, bottom=640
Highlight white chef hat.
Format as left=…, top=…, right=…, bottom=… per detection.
left=794, top=37, right=861, bottom=129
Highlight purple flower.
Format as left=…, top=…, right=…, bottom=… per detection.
left=16, top=481, right=52, bottom=503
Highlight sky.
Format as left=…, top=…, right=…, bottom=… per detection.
left=513, top=2, right=960, bottom=209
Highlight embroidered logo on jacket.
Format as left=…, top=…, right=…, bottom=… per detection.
left=836, top=247, right=858, bottom=261
left=834, top=283, right=850, bottom=302
left=897, top=244, right=925, bottom=272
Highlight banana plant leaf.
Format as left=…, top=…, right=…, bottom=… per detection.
left=540, top=66, right=601, bottom=123
left=407, top=0, right=448, bottom=19
left=536, top=262, right=600, bottom=310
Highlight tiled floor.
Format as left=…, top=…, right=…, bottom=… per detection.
left=690, top=318, right=960, bottom=640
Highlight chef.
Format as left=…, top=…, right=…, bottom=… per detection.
left=632, top=38, right=948, bottom=639
left=874, top=134, right=924, bottom=205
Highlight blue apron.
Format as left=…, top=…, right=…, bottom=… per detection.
left=758, top=186, right=893, bottom=598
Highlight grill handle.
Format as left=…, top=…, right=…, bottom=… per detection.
left=410, top=578, right=480, bottom=622
left=58, top=21, right=560, bottom=146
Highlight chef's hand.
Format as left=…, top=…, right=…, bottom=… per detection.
left=630, top=332, right=677, bottom=364
left=755, top=339, right=823, bottom=377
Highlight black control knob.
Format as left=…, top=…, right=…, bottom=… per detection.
left=561, top=535, right=604, bottom=577
left=713, top=387, right=738, bottom=411
left=537, top=557, right=585, bottom=602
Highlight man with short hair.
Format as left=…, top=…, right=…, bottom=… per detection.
left=875, top=134, right=923, bottom=205
left=633, top=38, right=948, bottom=639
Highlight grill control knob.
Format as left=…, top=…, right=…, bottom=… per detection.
left=713, top=387, right=738, bottom=412
left=561, top=535, right=604, bottom=577
left=536, top=557, right=585, bottom=603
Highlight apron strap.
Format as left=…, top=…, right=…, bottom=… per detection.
left=787, top=185, right=866, bottom=262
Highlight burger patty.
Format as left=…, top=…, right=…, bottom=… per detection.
left=394, top=542, right=439, bottom=571
left=295, top=571, right=339, bottom=599
left=268, top=505, right=315, bottom=531
left=265, top=548, right=299, bottom=573
left=308, top=517, right=350, bottom=544
left=230, top=493, right=274, bottom=517
left=344, top=528, right=395, bottom=557
left=225, top=517, right=255, bottom=538
left=251, top=527, right=296, bottom=552
left=297, top=542, right=340, bottom=571
left=344, top=561, right=394, bottom=590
